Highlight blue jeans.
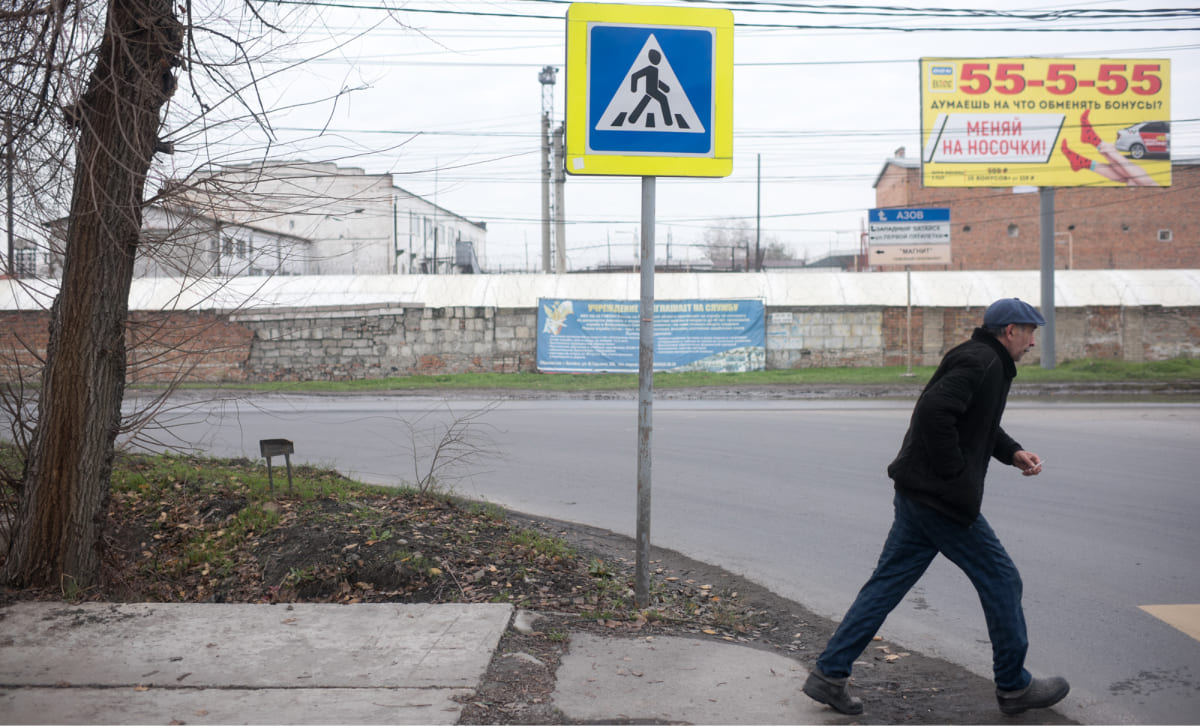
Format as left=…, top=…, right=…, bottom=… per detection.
left=816, top=492, right=1032, bottom=691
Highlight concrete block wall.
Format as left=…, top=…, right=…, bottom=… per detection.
left=231, top=304, right=537, bottom=381
left=1, top=304, right=1196, bottom=384
left=767, top=308, right=886, bottom=368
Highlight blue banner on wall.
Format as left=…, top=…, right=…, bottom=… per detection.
left=537, top=298, right=765, bottom=373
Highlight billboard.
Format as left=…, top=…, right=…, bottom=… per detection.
left=537, top=298, right=764, bottom=373
left=920, top=58, right=1170, bottom=188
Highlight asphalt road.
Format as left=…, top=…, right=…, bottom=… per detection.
left=126, top=392, right=1200, bottom=724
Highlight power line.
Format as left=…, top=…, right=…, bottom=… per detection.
left=253, top=0, right=1200, bottom=31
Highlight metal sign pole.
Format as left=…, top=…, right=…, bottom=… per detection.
left=636, top=175, right=655, bottom=608
left=1039, top=186, right=1056, bottom=369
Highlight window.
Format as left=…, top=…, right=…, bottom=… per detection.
left=1157, top=229, right=1173, bottom=242
left=14, top=249, right=37, bottom=277
left=1007, top=224, right=1019, bottom=238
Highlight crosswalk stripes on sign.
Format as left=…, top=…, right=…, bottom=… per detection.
left=596, top=35, right=704, bottom=134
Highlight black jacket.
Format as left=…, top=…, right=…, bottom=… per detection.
left=888, top=328, right=1022, bottom=525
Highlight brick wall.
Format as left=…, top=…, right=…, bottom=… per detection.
left=0, top=310, right=255, bottom=384
left=873, top=162, right=1200, bottom=271
left=127, top=312, right=256, bottom=383
left=2, top=304, right=1196, bottom=384
left=0, top=311, right=49, bottom=378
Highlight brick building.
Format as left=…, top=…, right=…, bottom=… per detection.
left=872, top=149, right=1199, bottom=271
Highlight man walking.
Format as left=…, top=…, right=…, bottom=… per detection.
left=802, top=298, right=1069, bottom=716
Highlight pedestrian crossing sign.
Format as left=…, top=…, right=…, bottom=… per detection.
left=565, top=3, right=733, bottom=177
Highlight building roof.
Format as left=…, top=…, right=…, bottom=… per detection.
left=188, top=160, right=488, bottom=231
left=873, top=153, right=920, bottom=189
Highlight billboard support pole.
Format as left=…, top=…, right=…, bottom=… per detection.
left=636, top=175, right=656, bottom=608
left=1039, top=186, right=1056, bottom=369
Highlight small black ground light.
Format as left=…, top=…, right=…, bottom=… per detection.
left=259, top=438, right=294, bottom=493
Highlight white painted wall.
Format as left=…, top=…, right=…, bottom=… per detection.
left=5, top=270, right=1198, bottom=312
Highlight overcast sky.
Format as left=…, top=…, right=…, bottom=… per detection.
left=169, top=0, right=1200, bottom=271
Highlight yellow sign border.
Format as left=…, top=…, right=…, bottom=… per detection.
left=565, top=3, right=733, bottom=177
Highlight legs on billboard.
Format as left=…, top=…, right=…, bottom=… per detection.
left=1061, top=109, right=1158, bottom=187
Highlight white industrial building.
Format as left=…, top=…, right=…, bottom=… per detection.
left=156, top=161, right=487, bottom=277
left=135, top=205, right=312, bottom=278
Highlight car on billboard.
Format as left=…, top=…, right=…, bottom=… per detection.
left=1115, top=121, right=1170, bottom=159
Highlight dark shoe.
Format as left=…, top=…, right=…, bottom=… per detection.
left=996, top=675, right=1070, bottom=715
left=803, top=669, right=864, bottom=715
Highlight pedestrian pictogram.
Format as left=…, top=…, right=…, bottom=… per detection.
left=597, top=36, right=704, bottom=133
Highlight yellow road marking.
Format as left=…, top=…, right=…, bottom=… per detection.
left=1139, top=604, right=1200, bottom=642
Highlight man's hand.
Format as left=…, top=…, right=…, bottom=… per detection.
left=1013, top=449, right=1043, bottom=476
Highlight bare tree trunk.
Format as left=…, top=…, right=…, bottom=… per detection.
left=2, top=0, right=180, bottom=591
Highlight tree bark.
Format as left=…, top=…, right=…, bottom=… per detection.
left=2, top=0, right=181, bottom=590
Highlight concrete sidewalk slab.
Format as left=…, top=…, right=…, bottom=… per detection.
left=552, top=631, right=830, bottom=724
left=0, top=687, right=465, bottom=725
left=0, top=601, right=512, bottom=724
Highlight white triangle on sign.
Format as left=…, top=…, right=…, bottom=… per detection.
left=596, top=35, right=704, bottom=133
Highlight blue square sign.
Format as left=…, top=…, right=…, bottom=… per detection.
left=587, top=24, right=715, bottom=156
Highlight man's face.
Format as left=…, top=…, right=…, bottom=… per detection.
left=1001, top=324, right=1039, bottom=361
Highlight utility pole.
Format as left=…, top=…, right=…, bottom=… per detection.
left=5, top=115, right=13, bottom=277
left=538, top=66, right=557, bottom=274
left=554, top=123, right=567, bottom=274
left=755, top=153, right=762, bottom=271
